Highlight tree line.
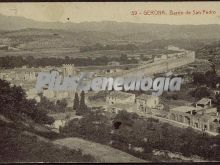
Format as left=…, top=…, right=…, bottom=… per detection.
left=0, top=54, right=138, bottom=69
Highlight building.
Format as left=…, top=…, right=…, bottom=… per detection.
left=196, top=98, right=212, bottom=108
left=26, top=88, right=41, bottom=102
left=154, top=55, right=167, bottom=62
left=47, top=112, right=80, bottom=133
left=167, top=45, right=185, bottom=51
left=62, top=64, right=75, bottom=77
left=43, top=90, right=55, bottom=99
left=168, top=104, right=220, bottom=134
left=106, top=91, right=135, bottom=105
left=55, top=91, right=69, bottom=99
left=105, top=68, right=123, bottom=74
left=108, top=61, right=120, bottom=66
left=135, top=94, right=159, bottom=113
left=107, top=103, right=136, bottom=114
left=0, top=44, right=9, bottom=50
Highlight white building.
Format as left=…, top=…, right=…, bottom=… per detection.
left=47, top=112, right=80, bottom=133
left=62, top=64, right=75, bottom=77
left=196, top=98, right=212, bottom=109
left=26, top=88, right=41, bottom=102
left=106, top=91, right=135, bottom=105
left=135, top=94, right=159, bottom=113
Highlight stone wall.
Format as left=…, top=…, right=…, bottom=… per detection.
left=109, top=51, right=195, bottom=78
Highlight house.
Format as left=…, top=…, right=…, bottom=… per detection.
left=43, top=90, right=55, bottom=99
left=47, top=112, right=81, bottom=133
left=26, top=88, right=41, bottom=102
left=55, top=91, right=69, bottom=99
left=107, top=103, right=136, bottom=114
left=105, top=68, right=123, bottom=74
left=0, top=45, right=9, bottom=50
left=169, top=106, right=201, bottom=124
left=106, top=91, right=135, bottom=105
left=135, top=94, right=159, bottom=113
left=62, top=64, right=76, bottom=77
left=168, top=105, right=220, bottom=134
left=196, top=98, right=212, bottom=108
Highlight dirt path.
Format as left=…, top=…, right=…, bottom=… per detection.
left=53, top=137, right=146, bottom=163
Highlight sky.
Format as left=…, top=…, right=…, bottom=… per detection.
left=0, top=2, right=220, bottom=25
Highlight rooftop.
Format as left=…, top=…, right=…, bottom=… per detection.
left=136, top=94, right=158, bottom=100
left=170, top=106, right=201, bottom=113
left=110, top=103, right=136, bottom=110
left=196, top=98, right=211, bottom=105
left=109, top=91, right=135, bottom=99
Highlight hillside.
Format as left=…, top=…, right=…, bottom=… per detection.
left=54, top=138, right=146, bottom=162
left=0, top=79, right=146, bottom=163
left=0, top=124, right=95, bottom=162
left=0, top=79, right=96, bottom=162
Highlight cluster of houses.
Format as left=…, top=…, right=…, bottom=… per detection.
left=104, top=90, right=220, bottom=135
left=0, top=64, right=77, bottom=106
left=169, top=98, right=220, bottom=134
left=105, top=91, right=162, bottom=115
left=1, top=60, right=220, bottom=135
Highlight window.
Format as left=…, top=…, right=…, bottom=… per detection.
left=209, top=124, right=214, bottom=131
left=179, top=115, right=183, bottom=123
left=170, top=113, right=175, bottom=120
left=195, top=123, right=198, bottom=128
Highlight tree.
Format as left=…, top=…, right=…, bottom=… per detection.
left=205, top=70, right=218, bottom=88
left=114, top=110, right=138, bottom=128
left=193, top=87, right=211, bottom=99
left=215, top=94, right=220, bottom=113
left=192, top=72, right=206, bottom=85
left=79, top=91, right=87, bottom=115
left=73, top=93, right=80, bottom=114
left=56, top=99, right=67, bottom=112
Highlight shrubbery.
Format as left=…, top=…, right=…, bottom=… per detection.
left=0, top=79, right=54, bottom=125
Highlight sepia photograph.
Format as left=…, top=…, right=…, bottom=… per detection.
left=0, top=1, right=220, bottom=163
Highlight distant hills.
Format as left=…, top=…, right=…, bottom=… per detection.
left=1, top=13, right=220, bottom=57
left=1, top=13, right=220, bottom=43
